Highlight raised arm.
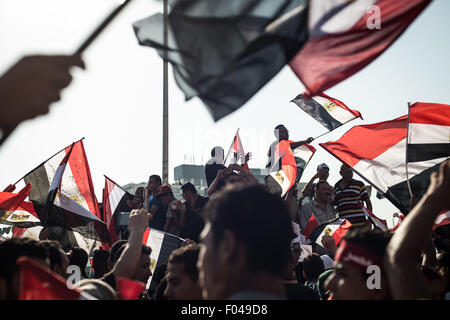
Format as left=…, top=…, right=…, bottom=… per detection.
left=289, top=137, right=314, bottom=150
left=384, top=160, right=450, bottom=299
left=112, top=208, right=150, bottom=280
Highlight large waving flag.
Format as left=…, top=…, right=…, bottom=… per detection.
left=291, top=92, right=362, bottom=131
left=103, top=176, right=135, bottom=245
left=407, top=102, right=450, bottom=162
left=320, top=114, right=447, bottom=214
left=133, top=0, right=309, bottom=121
left=13, top=139, right=105, bottom=251
left=290, top=0, right=431, bottom=96
left=269, top=140, right=316, bottom=197
left=142, top=228, right=184, bottom=291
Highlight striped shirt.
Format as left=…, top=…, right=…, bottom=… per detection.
left=333, top=179, right=369, bottom=225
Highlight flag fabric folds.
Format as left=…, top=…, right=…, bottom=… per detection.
left=269, top=140, right=315, bottom=197
left=224, top=129, right=247, bottom=167
left=142, top=228, right=184, bottom=290
left=133, top=0, right=309, bottom=121
left=289, top=0, right=431, bottom=96
left=320, top=114, right=447, bottom=214
left=302, top=214, right=319, bottom=239
left=103, top=176, right=135, bottom=244
left=291, top=92, right=362, bottom=131
left=3, top=201, right=40, bottom=228
left=307, top=218, right=352, bottom=247
left=407, top=102, right=450, bottom=163
left=0, top=184, right=32, bottom=224
left=363, top=206, right=387, bottom=231
left=18, top=257, right=94, bottom=300
left=17, top=140, right=109, bottom=245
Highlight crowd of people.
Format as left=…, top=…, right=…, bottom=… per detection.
left=1, top=55, right=449, bottom=301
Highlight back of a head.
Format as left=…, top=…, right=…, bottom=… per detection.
left=211, top=146, right=224, bottom=159
left=168, top=244, right=200, bottom=281
left=109, top=240, right=127, bottom=266
left=74, top=279, right=117, bottom=300
left=341, top=229, right=393, bottom=259
left=181, top=182, right=197, bottom=195
left=0, top=238, right=48, bottom=281
left=69, top=247, right=88, bottom=272
left=303, top=253, right=325, bottom=282
left=93, top=249, right=110, bottom=272
left=205, top=183, right=292, bottom=277
left=39, top=240, right=63, bottom=270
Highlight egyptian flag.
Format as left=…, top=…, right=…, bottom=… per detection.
left=0, top=184, right=32, bottom=224
left=40, top=145, right=110, bottom=243
left=320, top=115, right=446, bottom=214
left=224, top=129, right=247, bottom=169
left=3, top=201, right=40, bottom=228
left=142, top=228, right=184, bottom=290
left=103, top=176, right=134, bottom=244
left=434, top=211, right=450, bottom=231
left=290, top=0, right=431, bottom=96
left=363, top=206, right=388, bottom=231
left=302, top=215, right=319, bottom=238
left=18, top=257, right=95, bottom=300
left=269, top=140, right=316, bottom=197
left=291, top=92, right=362, bottom=131
left=307, top=218, right=352, bottom=246
left=407, top=102, right=450, bottom=162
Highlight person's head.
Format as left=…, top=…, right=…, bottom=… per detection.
left=317, top=163, right=330, bottom=181
left=274, top=124, right=289, bottom=141
left=67, top=247, right=88, bottom=278
left=127, top=193, right=143, bottom=210
left=339, top=164, right=353, bottom=182
left=181, top=182, right=197, bottom=203
left=314, top=181, right=332, bottom=204
left=74, top=279, right=117, bottom=300
left=156, top=184, right=175, bottom=205
left=223, top=171, right=243, bottom=186
left=325, top=229, right=392, bottom=300
left=92, top=249, right=111, bottom=278
left=147, top=175, right=162, bottom=194
left=211, top=146, right=224, bottom=162
left=302, top=253, right=325, bottom=282
left=164, top=244, right=202, bottom=300
left=39, top=240, right=70, bottom=279
left=108, top=240, right=127, bottom=269
left=115, top=244, right=152, bottom=284
left=0, top=238, right=49, bottom=300
left=198, top=184, right=292, bottom=299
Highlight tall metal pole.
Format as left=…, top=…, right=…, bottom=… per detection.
left=162, top=0, right=169, bottom=184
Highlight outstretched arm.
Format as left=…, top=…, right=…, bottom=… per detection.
left=290, top=137, right=314, bottom=150
left=384, top=160, right=450, bottom=299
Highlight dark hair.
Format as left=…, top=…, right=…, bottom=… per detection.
left=342, top=229, right=393, bottom=259
left=0, top=238, right=48, bottom=281
left=274, top=124, right=285, bottom=130
left=92, top=249, right=110, bottom=273
left=211, top=146, right=223, bottom=157
left=302, top=253, right=325, bottom=282
left=149, top=175, right=162, bottom=186
left=340, top=163, right=351, bottom=172
left=314, top=180, right=329, bottom=193
left=39, top=240, right=63, bottom=271
left=181, top=182, right=197, bottom=195
left=115, top=244, right=152, bottom=263
left=109, top=240, right=127, bottom=265
left=69, top=247, right=88, bottom=278
left=168, top=244, right=200, bottom=281
left=204, top=183, right=292, bottom=277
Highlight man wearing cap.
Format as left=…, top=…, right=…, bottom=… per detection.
left=298, top=181, right=336, bottom=233
left=157, top=184, right=182, bottom=236
left=301, top=163, right=330, bottom=202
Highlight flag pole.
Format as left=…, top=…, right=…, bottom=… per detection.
left=162, top=0, right=169, bottom=184
left=312, top=116, right=360, bottom=141
left=405, top=102, right=414, bottom=199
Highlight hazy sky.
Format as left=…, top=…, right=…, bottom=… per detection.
left=1, top=0, right=449, bottom=227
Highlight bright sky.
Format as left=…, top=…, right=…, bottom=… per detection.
left=1, top=0, right=449, bottom=228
